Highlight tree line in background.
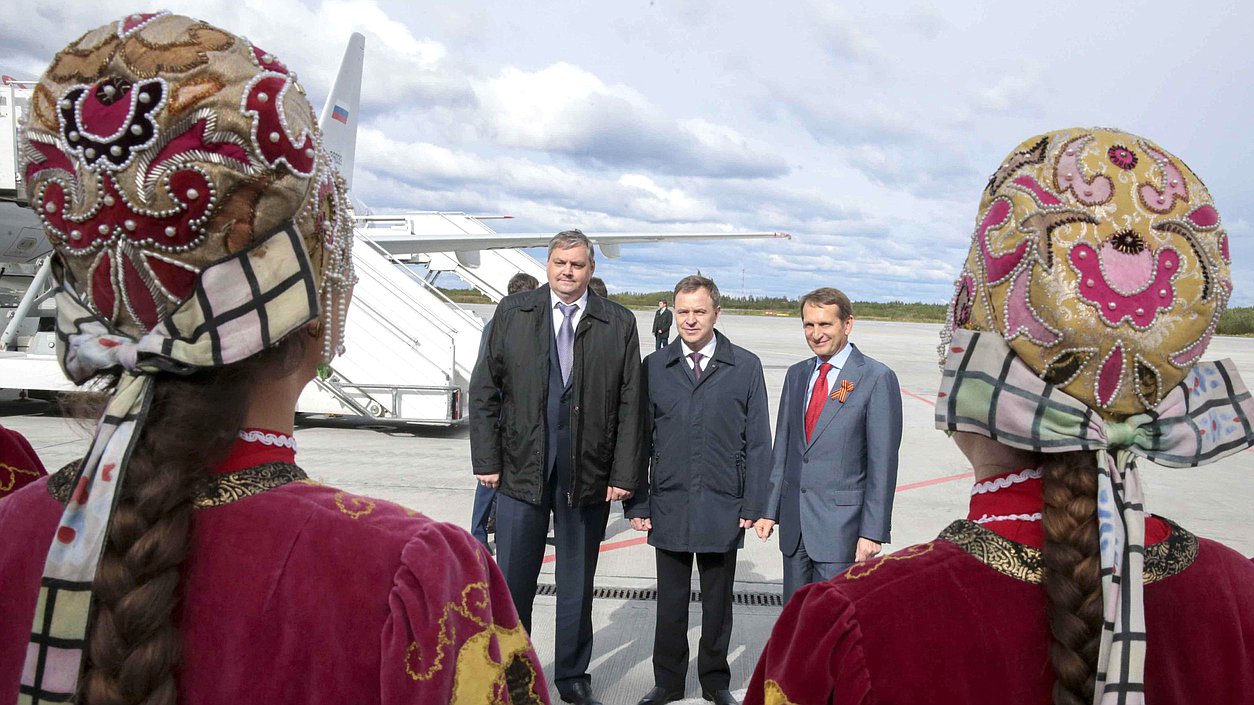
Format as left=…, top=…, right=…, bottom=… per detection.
left=438, top=288, right=1254, bottom=336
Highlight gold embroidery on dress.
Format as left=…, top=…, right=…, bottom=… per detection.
left=939, top=519, right=1198, bottom=585
left=939, top=520, right=1043, bottom=583
left=334, top=491, right=376, bottom=519
left=763, top=679, right=799, bottom=705
left=1, top=462, right=42, bottom=492
left=842, top=542, right=936, bottom=581
left=196, top=463, right=307, bottom=508
left=46, top=460, right=80, bottom=500
left=47, top=459, right=306, bottom=507
left=404, top=582, right=544, bottom=704
left=1143, top=518, right=1199, bottom=583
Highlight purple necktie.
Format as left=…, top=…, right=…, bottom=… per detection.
left=557, top=302, right=578, bottom=384
left=690, top=352, right=704, bottom=380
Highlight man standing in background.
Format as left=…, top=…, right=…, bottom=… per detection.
left=470, top=230, right=645, bottom=705
left=754, top=288, right=902, bottom=603
left=652, top=299, right=673, bottom=351
left=469, top=271, right=539, bottom=552
left=627, top=275, right=772, bottom=705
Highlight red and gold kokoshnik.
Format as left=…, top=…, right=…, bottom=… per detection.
left=16, top=12, right=355, bottom=704
left=21, top=11, right=353, bottom=340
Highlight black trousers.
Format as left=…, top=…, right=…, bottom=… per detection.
left=496, top=471, right=610, bottom=694
left=652, top=546, right=738, bottom=694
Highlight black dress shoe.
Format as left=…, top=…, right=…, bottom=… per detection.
left=703, top=689, right=739, bottom=705
left=637, top=685, right=684, bottom=705
left=560, top=681, right=603, bottom=705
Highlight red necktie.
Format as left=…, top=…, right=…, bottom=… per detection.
left=805, top=362, right=832, bottom=442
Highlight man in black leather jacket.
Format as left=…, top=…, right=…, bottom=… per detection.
left=469, top=230, right=646, bottom=705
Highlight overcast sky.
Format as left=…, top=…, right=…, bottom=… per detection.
left=4, top=1, right=1251, bottom=304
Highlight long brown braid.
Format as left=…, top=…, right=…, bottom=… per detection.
left=1040, top=451, right=1104, bottom=705
left=79, top=337, right=305, bottom=705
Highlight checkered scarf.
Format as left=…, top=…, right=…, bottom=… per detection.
left=20, top=224, right=318, bottom=705
left=937, top=328, right=1254, bottom=705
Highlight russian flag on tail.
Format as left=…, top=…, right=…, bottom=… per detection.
left=331, top=103, right=349, bottom=124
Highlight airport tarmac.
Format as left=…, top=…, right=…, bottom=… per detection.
left=2, top=311, right=1251, bottom=705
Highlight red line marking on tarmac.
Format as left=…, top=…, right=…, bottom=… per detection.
left=544, top=535, right=649, bottom=563
left=901, top=389, right=936, bottom=406
left=896, top=471, right=974, bottom=491
left=541, top=471, right=977, bottom=562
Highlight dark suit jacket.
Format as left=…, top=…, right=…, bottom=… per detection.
left=625, top=330, right=772, bottom=553
left=763, top=344, right=902, bottom=563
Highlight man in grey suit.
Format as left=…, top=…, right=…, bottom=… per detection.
left=626, top=275, right=772, bottom=705
left=754, top=287, right=903, bottom=603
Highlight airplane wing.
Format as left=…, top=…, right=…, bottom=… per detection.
left=355, top=213, right=790, bottom=259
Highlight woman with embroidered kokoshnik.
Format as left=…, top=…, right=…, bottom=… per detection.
left=744, top=128, right=1254, bottom=705
left=0, top=12, right=548, bottom=705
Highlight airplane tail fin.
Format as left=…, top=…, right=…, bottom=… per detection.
left=318, top=32, right=365, bottom=190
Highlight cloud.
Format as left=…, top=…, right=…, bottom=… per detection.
left=906, top=1, right=945, bottom=39
left=471, top=62, right=789, bottom=178
left=971, top=73, right=1048, bottom=116
left=617, top=174, right=717, bottom=222
left=808, top=2, right=882, bottom=64
left=843, top=143, right=981, bottom=199
left=354, top=129, right=726, bottom=224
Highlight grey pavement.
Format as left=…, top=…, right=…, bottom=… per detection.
left=3, top=313, right=1251, bottom=705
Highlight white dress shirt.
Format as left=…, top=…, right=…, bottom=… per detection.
left=550, top=288, right=590, bottom=337
left=681, top=335, right=717, bottom=373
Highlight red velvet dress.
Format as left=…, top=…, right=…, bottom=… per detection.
left=0, top=430, right=549, bottom=705
left=744, top=469, right=1254, bottom=705
left=0, top=425, right=46, bottom=499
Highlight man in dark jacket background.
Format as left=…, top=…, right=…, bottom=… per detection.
left=626, top=275, right=772, bottom=705
left=469, top=230, right=645, bottom=705
left=651, top=299, right=673, bottom=350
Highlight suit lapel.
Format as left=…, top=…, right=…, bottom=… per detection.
left=805, top=345, right=867, bottom=450
left=790, top=363, right=809, bottom=447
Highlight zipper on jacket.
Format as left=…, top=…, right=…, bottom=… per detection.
left=567, top=328, right=581, bottom=507
left=567, top=398, right=578, bottom=507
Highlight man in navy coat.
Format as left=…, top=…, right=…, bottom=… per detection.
left=626, top=275, right=772, bottom=705
left=754, top=287, right=902, bottom=603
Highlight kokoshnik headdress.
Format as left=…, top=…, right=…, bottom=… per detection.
left=17, top=12, right=355, bottom=703
left=936, top=128, right=1254, bottom=704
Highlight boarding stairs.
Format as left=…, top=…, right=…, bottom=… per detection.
left=300, top=228, right=485, bottom=424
